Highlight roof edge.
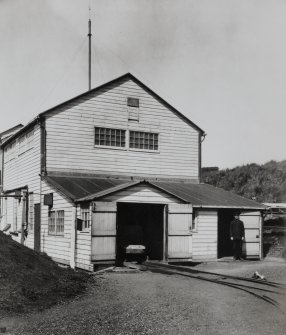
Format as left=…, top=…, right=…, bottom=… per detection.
left=192, top=205, right=266, bottom=210
left=43, top=176, right=75, bottom=203
left=3, top=72, right=205, bottom=147
left=75, top=180, right=141, bottom=202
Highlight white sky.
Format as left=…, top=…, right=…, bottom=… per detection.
left=0, top=0, right=285, bottom=168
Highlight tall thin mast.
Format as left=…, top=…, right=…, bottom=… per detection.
left=88, top=9, right=92, bottom=90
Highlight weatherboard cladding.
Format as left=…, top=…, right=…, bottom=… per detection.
left=1, top=73, right=205, bottom=149
left=44, top=176, right=265, bottom=209
left=44, top=76, right=200, bottom=180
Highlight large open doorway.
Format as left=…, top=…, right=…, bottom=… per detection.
left=218, top=209, right=235, bottom=258
left=116, top=203, right=165, bottom=263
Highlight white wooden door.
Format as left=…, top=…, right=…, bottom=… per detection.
left=91, top=202, right=117, bottom=261
left=240, top=211, right=262, bottom=259
left=168, top=204, right=192, bottom=259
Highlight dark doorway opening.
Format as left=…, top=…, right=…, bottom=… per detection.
left=116, top=203, right=164, bottom=264
left=218, top=209, right=235, bottom=258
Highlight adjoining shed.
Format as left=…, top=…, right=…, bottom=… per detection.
left=42, top=176, right=265, bottom=270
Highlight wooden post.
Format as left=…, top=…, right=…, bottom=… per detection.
left=20, top=190, right=27, bottom=244
left=70, top=206, right=77, bottom=269
left=163, top=205, right=168, bottom=262
left=259, top=212, right=263, bottom=260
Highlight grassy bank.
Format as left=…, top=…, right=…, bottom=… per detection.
left=0, top=232, right=90, bottom=313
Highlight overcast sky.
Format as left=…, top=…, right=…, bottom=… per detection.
left=0, top=0, right=285, bottom=168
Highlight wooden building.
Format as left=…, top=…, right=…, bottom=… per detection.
left=0, top=124, right=23, bottom=223
left=0, top=73, right=265, bottom=270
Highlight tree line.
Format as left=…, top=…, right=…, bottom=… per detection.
left=202, top=160, right=286, bottom=203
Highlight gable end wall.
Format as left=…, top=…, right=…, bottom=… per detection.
left=45, top=78, right=200, bottom=180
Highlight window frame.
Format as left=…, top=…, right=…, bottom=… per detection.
left=80, top=204, right=91, bottom=231
left=48, top=210, right=65, bottom=236
left=94, top=127, right=126, bottom=150
left=129, top=130, right=159, bottom=152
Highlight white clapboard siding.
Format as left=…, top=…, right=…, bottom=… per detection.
left=3, top=126, right=41, bottom=191
left=2, top=126, right=42, bottom=249
left=192, top=210, right=218, bottom=260
left=40, top=180, right=74, bottom=265
left=45, top=78, right=200, bottom=180
left=168, top=204, right=193, bottom=259
left=103, top=184, right=181, bottom=204
left=240, top=211, right=262, bottom=259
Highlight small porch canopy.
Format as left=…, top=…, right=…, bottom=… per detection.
left=44, top=176, right=266, bottom=210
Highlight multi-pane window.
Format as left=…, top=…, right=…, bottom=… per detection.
left=94, top=127, right=126, bottom=148
left=81, top=204, right=91, bottom=230
left=48, top=210, right=64, bottom=235
left=28, top=193, right=34, bottom=231
left=129, top=131, right=159, bottom=150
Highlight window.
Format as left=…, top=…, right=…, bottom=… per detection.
left=28, top=193, right=34, bottom=231
left=48, top=210, right=64, bottom=235
left=81, top=204, right=91, bottom=230
left=94, top=127, right=126, bottom=148
left=192, top=210, right=198, bottom=231
left=127, top=97, right=139, bottom=121
left=129, top=131, right=159, bottom=150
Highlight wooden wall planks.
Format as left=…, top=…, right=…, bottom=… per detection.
left=45, top=78, right=200, bottom=180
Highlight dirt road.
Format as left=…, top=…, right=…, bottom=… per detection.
left=1, top=262, right=286, bottom=335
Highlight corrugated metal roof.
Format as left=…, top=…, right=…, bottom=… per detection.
left=44, top=176, right=266, bottom=209
left=152, top=182, right=266, bottom=209
left=44, top=176, right=132, bottom=201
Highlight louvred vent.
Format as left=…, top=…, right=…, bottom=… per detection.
left=127, top=97, right=139, bottom=108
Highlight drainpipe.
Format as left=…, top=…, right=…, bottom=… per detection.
left=199, top=133, right=206, bottom=183
left=20, top=190, right=27, bottom=244
left=39, top=117, right=47, bottom=176
left=70, top=205, right=77, bottom=269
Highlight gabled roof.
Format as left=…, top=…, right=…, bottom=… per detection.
left=2, top=73, right=205, bottom=147
left=44, top=175, right=266, bottom=210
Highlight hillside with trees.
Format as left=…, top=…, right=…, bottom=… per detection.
left=202, top=160, right=286, bottom=203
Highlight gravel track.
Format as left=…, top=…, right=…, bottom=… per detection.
left=1, top=262, right=286, bottom=335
